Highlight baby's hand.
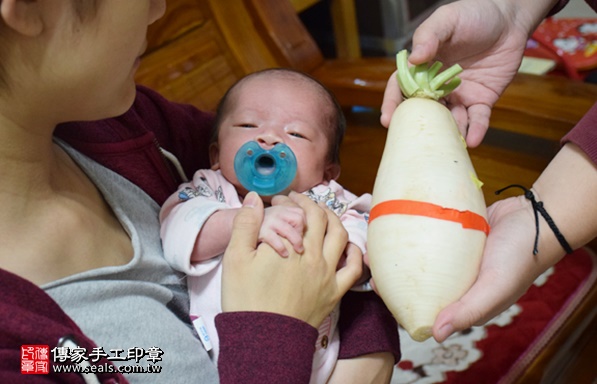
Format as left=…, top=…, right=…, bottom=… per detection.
left=340, top=243, right=371, bottom=290
left=260, top=205, right=306, bottom=257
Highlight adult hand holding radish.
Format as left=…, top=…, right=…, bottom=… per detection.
left=433, top=142, right=597, bottom=342
left=380, top=0, right=563, bottom=148
left=377, top=0, right=597, bottom=343
left=368, top=50, right=489, bottom=342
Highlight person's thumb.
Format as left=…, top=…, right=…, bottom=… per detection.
left=432, top=271, right=512, bottom=342
left=410, top=8, right=455, bottom=64
left=226, top=192, right=264, bottom=256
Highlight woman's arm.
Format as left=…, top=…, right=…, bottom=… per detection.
left=433, top=142, right=597, bottom=341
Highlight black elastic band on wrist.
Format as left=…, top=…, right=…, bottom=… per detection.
left=495, top=184, right=573, bottom=255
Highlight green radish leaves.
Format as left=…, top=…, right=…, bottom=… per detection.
left=396, top=49, right=463, bottom=100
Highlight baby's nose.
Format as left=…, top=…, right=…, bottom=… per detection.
left=256, top=133, right=282, bottom=148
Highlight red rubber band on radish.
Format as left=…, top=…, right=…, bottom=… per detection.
left=370, top=199, right=490, bottom=235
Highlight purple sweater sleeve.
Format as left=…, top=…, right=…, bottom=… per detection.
left=215, top=296, right=401, bottom=384
left=548, top=0, right=597, bottom=16
left=545, top=1, right=597, bottom=161
left=557, top=0, right=597, bottom=160
left=547, top=0, right=569, bottom=16
left=215, top=312, right=318, bottom=383
left=338, top=291, right=401, bottom=361
left=561, top=102, right=597, bottom=163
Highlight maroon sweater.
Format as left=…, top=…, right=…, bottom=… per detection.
left=562, top=103, right=597, bottom=163
left=0, top=86, right=399, bottom=383
left=550, top=0, right=597, bottom=16
left=554, top=2, right=597, bottom=162
left=0, top=269, right=127, bottom=383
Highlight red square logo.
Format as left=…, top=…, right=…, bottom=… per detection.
left=21, top=345, right=50, bottom=375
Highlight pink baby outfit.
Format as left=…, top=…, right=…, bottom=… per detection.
left=160, top=169, right=371, bottom=384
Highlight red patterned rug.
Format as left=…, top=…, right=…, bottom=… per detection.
left=391, top=247, right=597, bottom=383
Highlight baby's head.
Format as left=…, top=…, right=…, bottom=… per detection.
left=210, top=68, right=346, bottom=198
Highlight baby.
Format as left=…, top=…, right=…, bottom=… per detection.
left=160, top=68, right=372, bottom=384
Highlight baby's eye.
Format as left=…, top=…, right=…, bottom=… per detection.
left=289, top=132, right=306, bottom=139
left=235, top=123, right=257, bottom=128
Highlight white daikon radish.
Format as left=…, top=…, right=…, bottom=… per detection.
left=368, top=50, right=489, bottom=342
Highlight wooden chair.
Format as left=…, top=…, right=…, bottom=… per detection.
left=135, top=1, right=597, bottom=382
left=211, top=0, right=396, bottom=108
left=290, top=0, right=362, bottom=59
left=138, top=0, right=597, bottom=139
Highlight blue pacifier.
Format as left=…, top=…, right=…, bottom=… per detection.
left=234, top=141, right=297, bottom=196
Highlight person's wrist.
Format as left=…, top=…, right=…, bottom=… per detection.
left=526, top=187, right=568, bottom=265
left=499, top=0, right=561, bottom=34
left=531, top=143, right=597, bottom=255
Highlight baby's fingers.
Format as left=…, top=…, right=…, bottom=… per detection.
left=335, top=238, right=363, bottom=295
left=259, top=230, right=290, bottom=258
left=275, top=222, right=304, bottom=254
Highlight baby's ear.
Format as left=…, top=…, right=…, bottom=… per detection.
left=325, top=163, right=341, bottom=181
left=1, top=0, right=44, bottom=37
left=209, top=142, right=220, bottom=170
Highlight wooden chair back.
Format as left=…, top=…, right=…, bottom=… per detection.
left=135, top=0, right=395, bottom=112
left=290, top=0, right=362, bottom=59
left=135, top=0, right=268, bottom=111
left=243, top=0, right=325, bottom=73
left=136, top=0, right=597, bottom=142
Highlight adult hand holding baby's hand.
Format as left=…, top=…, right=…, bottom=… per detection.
left=221, top=191, right=362, bottom=328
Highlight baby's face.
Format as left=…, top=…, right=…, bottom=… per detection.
left=211, top=75, right=337, bottom=197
